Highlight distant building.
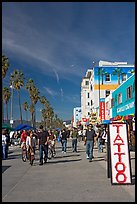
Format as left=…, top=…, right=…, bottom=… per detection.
left=73, top=107, right=81, bottom=127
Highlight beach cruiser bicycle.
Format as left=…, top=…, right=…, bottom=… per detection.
left=48, top=140, right=56, bottom=159
left=21, top=142, right=27, bottom=162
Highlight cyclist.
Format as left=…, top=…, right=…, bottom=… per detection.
left=21, top=130, right=28, bottom=161
left=48, top=129, right=56, bottom=156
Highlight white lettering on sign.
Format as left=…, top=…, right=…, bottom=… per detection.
left=117, top=101, right=134, bottom=113
left=109, top=123, right=132, bottom=184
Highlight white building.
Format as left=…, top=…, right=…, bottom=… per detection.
left=81, top=60, right=134, bottom=123
left=81, top=69, right=93, bottom=121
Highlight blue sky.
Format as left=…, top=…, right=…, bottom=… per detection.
left=2, top=2, right=135, bottom=121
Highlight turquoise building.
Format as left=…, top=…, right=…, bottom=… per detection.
left=111, top=74, right=135, bottom=119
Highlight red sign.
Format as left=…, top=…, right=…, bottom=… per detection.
left=82, top=118, right=89, bottom=122
left=109, top=123, right=132, bottom=184
left=100, top=101, right=105, bottom=120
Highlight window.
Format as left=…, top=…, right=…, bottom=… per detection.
left=85, top=81, right=89, bottom=85
left=87, top=92, right=90, bottom=98
left=105, top=74, right=110, bottom=82
left=111, top=98, right=114, bottom=108
left=118, top=93, right=122, bottom=104
left=91, top=100, right=93, bottom=106
left=88, top=112, right=90, bottom=116
left=87, top=102, right=90, bottom=106
left=90, top=84, right=93, bottom=91
left=122, top=73, right=127, bottom=82
left=126, top=86, right=132, bottom=99
left=106, top=90, right=110, bottom=97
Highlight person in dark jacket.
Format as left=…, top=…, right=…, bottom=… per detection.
left=61, top=129, right=68, bottom=153
left=37, top=125, right=49, bottom=165
left=84, top=124, right=96, bottom=162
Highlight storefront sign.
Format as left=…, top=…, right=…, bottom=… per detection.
left=100, top=101, right=105, bottom=120
left=117, top=101, right=134, bottom=113
left=109, top=123, right=132, bottom=184
left=82, top=118, right=89, bottom=122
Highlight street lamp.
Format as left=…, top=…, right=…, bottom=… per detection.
left=10, top=83, right=14, bottom=127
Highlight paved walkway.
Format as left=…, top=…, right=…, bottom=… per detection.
left=2, top=139, right=135, bottom=202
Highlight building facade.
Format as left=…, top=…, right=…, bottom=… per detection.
left=81, top=69, right=93, bottom=121
left=111, top=74, right=135, bottom=119
left=88, top=60, right=134, bottom=122
left=73, top=107, right=82, bottom=127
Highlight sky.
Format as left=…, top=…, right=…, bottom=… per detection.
left=2, top=2, right=135, bottom=121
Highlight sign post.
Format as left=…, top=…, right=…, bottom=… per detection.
left=108, top=123, right=132, bottom=184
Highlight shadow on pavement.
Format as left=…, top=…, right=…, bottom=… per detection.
left=54, top=154, right=81, bottom=159
left=7, top=154, right=21, bottom=160
left=2, top=166, right=11, bottom=173
left=131, top=175, right=135, bottom=185
left=38, top=158, right=82, bottom=164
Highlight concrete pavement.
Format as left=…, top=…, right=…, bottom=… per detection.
left=2, top=139, right=135, bottom=202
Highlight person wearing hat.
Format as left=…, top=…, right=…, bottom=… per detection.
left=84, top=124, right=96, bottom=162
left=37, top=125, right=49, bottom=165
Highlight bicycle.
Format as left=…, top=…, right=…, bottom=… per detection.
left=27, top=146, right=35, bottom=165
left=48, top=140, right=56, bottom=159
left=21, top=142, right=27, bottom=162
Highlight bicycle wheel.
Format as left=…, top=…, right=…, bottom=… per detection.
left=22, top=149, right=26, bottom=162
left=48, top=148, right=52, bottom=159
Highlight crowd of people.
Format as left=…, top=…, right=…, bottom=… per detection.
left=2, top=123, right=109, bottom=165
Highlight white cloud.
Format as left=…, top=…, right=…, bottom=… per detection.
left=44, top=87, right=58, bottom=97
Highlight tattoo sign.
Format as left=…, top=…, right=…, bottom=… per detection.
left=109, top=123, right=132, bottom=184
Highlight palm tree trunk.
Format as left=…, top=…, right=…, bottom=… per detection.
left=26, top=111, right=28, bottom=122
left=101, top=74, right=103, bottom=85
left=34, top=106, right=36, bottom=127
left=31, top=113, right=34, bottom=127
left=2, top=100, right=4, bottom=123
left=118, top=74, right=120, bottom=85
left=6, top=103, right=8, bottom=121
left=18, top=91, right=22, bottom=123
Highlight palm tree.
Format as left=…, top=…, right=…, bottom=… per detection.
left=97, top=67, right=109, bottom=85
left=3, top=87, right=11, bottom=121
left=41, top=108, right=47, bottom=127
left=10, top=69, right=24, bottom=123
left=47, top=106, right=54, bottom=128
left=29, top=104, right=35, bottom=127
left=128, top=69, right=135, bottom=75
left=22, top=101, right=29, bottom=122
left=2, top=55, right=10, bottom=123
left=112, top=67, right=125, bottom=85
left=26, top=79, right=40, bottom=127
left=39, top=96, right=48, bottom=108
left=2, top=55, right=9, bottom=79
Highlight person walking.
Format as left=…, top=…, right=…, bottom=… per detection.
left=48, top=129, right=56, bottom=156
left=2, top=129, right=8, bottom=160
left=84, top=124, right=96, bottom=162
left=96, top=125, right=104, bottom=153
left=37, top=125, right=49, bottom=165
left=61, top=128, right=68, bottom=153
left=71, top=127, right=78, bottom=152
left=26, top=130, right=35, bottom=165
